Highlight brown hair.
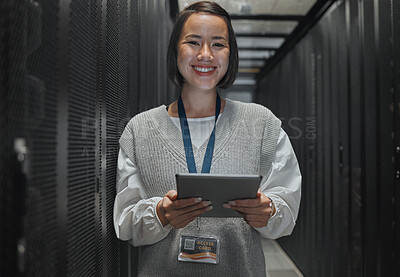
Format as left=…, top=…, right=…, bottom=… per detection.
left=167, top=1, right=238, bottom=89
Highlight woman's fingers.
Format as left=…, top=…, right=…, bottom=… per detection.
left=169, top=205, right=213, bottom=228
left=229, top=205, right=270, bottom=215
left=223, top=192, right=273, bottom=228
left=160, top=191, right=213, bottom=229
left=163, top=191, right=205, bottom=209
left=227, top=199, right=260, bottom=208
left=171, top=197, right=203, bottom=209
left=241, top=213, right=268, bottom=222
left=229, top=193, right=269, bottom=208
left=164, top=200, right=211, bottom=219
left=232, top=211, right=267, bottom=228
left=237, top=211, right=269, bottom=228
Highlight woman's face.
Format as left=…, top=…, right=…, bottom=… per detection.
left=177, top=13, right=230, bottom=92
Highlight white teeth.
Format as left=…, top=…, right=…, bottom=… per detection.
left=193, top=66, right=215, bottom=73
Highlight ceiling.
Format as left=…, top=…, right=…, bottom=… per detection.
left=179, top=0, right=317, bottom=15
left=176, top=0, right=334, bottom=88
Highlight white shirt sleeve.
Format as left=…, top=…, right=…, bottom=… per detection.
left=113, top=149, right=172, bottom=247
left=255, top=128, right=302, bottom=239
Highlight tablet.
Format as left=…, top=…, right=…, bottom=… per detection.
left=176, top=173, right=262, bottom=217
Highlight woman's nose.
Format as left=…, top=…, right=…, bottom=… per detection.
left=197, top=44, right=213, bottom=61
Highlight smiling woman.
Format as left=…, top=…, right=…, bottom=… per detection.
left=114, top=1, right=301, bottom=276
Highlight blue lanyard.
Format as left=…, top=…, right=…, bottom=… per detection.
left=178, top=94, right=221, bottom=173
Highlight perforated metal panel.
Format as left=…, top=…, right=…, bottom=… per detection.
left=64, top=1, right=99, bottom=276
left=127, top=0, right=141, bottom=116
left=125, top=1, right=141, bottom=273
left=0, top=1, right=60, bottom=276
left=103, top=0, right=130, bottom=275
left=24, top=0, right=60, bottom=275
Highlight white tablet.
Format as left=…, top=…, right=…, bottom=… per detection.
left=175, top=173, right=262, bottom=217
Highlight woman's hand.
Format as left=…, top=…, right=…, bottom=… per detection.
left=223, top=189, right=274, bottom=228
left=156, top=190, right=213, bottom=229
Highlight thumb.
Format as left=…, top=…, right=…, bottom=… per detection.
left=165, top=190, right=178, bottom=201
left=257, top=189, right=262, bottom=198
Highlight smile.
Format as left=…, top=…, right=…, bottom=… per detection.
left=192, top=66, right=216, bottom=73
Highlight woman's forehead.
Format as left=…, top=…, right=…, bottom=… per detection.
left=181, top=13, right=228, bottom=38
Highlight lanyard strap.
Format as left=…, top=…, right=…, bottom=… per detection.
left=178, top=94, right=221, bottom=173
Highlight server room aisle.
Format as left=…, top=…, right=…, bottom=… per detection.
left=261, top=239, right=303, bottom=277
left=2, top=0, right=400, bottom=276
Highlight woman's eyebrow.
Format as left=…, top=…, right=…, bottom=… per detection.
left=184, top=34, right=227, bottom=41
left=212, top=36, right=227, bottom=41
left=184, top=34, right=202, bottom=39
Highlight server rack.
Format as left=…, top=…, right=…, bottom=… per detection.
left=0, top=0, right=175, bottom=276
left=256, top=0, right=399, bottom=276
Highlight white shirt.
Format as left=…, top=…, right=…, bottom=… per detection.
left=169, top=115, right=220, bottom=148
left=114, top=116, right=302, bottom=247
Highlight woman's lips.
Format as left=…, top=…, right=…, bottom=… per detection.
left=192, top=65, right=216, bottom=76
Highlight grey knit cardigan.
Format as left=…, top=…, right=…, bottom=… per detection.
left=119, top=99, right=281, bottom=277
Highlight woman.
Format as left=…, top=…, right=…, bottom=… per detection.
left=114, top=1, right=301, bottom=276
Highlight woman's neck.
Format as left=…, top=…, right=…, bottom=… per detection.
left=168, top=86, right=225, bottom=118
left=168, top=86, right=226, bottom=118
left=181, top=87, right=217, bottom=117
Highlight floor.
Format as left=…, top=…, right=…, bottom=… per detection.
left=261, top=238, right=303, bottom=277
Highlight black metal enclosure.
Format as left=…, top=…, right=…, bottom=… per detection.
left=256, top=0, right=400, bottom=276
left=0, top=0, right=176, bottom=276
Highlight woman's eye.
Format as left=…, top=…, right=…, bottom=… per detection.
left=188, top=41, right=199, bottom=45
left=213, top=43, right=225, bottom=47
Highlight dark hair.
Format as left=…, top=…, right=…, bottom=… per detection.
left=167, top=1, right=238, bottom=89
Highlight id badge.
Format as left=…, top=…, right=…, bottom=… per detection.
left=178, top=235, right=220, bottom=264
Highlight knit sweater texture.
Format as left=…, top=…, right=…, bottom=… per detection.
left=119, top=99, right=281, bottom=277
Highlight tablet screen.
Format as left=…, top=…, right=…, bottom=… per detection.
left=176, top=173, right=262, bottom=217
